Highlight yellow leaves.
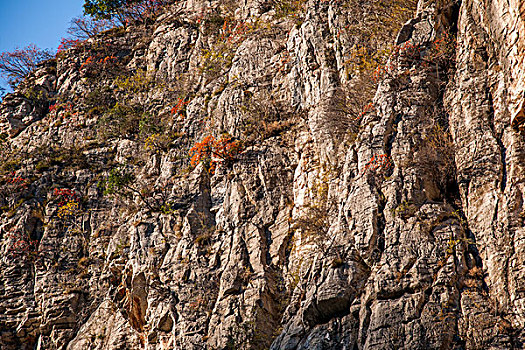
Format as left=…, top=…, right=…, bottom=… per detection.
left=114, top=69, right=153, bottom=94
left=143, top=132, right=179, bottom=154
left=58, top=200, right=80, bottom=219
left=346, top=45, right=390, bottom=75
left=200, top=47, right=233, bottom=78
left=274, top=0, right=307, bottom=20
left=144, top=133, right=160, bottom=150
left=446, top=236, right=461, bottom=255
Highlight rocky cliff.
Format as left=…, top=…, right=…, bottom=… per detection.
left=1, top=0, right=524, bottom=349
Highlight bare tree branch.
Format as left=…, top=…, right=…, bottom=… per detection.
left=0, top=45, right=52, bottom=87
left=67, top=16, right=115, bottom=40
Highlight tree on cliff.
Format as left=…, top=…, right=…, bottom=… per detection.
left=67, top=16, right=115, bottom=40
left=84, top=0, right=137, bottom=20
left=0, top=45, right=52, bottom=88
left=83, top=0, right=169, bottom=24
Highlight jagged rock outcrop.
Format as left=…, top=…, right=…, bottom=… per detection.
left=0, top=0, right=524, bottom=349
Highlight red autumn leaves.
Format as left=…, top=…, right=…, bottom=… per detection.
left=363, top=154, right=393, bottom=175
left=57, top=38, right=83, bottom=54
left=6, top=173, right=30, bottom=190
left=219, top=19, right=249, bottom=43
left=53, top=188, right=79, bottom=207
left=80, top=55, right=117, bottom=70
left=5, top=229, right=38, bottom=260
left=189, top=135, right=243, bottom=175
left=49, top=101, right=73, bottom=113
left=170, top=98, right=189, bottom=116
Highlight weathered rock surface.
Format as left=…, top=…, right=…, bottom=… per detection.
left=0, top=0, right=524, bottom=349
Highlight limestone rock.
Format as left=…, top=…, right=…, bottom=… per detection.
left=1, top=0, right=524, bottom=349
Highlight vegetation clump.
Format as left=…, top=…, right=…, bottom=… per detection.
left=189, top=134, right=243, bottom=174
left=84, top=0, right=170, bottom=25
left=0, top=45, right=52, bottom=87
left=5, top=228, right=39, bottom=261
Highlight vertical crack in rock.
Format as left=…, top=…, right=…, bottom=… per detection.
left=487, top=90, right=508, bottom=192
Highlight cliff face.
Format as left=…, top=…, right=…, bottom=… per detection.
left=1, top=0, right=524, bottom=349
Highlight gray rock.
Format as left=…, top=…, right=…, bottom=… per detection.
left=0, top=0, right=524, bottom=349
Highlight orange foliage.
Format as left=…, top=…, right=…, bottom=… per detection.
left=80, top=55, right=118, bottom=71
left=170, top=98, right=189, bottom=116
left=189, top=135, right=243, bottom=174
left=363, top=154, right=393, bottom=174
left=6, top=173, right=30, bottom=190
left=358, top=102, right=375, bottom=120
left=80, top=56, right=94, bottom=70
left=190, top=135, right=214, bottom=168
left=219, top=20, right=249, bottom=43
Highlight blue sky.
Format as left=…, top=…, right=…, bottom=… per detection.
left=0, top=0, right=85, bottom=91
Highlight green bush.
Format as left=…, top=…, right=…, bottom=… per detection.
left=84, top=86, right=116, bottom=111
left=97, top=102, right=143, bottom=140
left=1, top=158, right=21, bottom=173
left=114, top=69, right=154, bottom=94
left=99, top=167, right=134, bottom=196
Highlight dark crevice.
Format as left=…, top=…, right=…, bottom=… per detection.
left=304, top=298, right=353, bottom=328
left=376, top=286, right=417, bottom=301
left=486, top=90, right=508, bottom=192
left=359, top=301, right=372, bottom=349
left=449, top=1, right=461, bottom=35
left=367, top=174, right=387, bottom=262
left=384, top=113, right=403, bottom=158
left=445, top=179, right=461, bottom=208
left=498, top=137, right=508, bottom=192
left=464, top=229, right=484, bottom=273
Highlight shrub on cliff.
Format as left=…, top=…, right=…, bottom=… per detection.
left=0, top=45, right=52, bottom=87
left=84, top=0, right=139, bottom=20
left=84, top=0, right=170, bottom=25
left=189, top=134, right=243, bottom=174
left=97, top=103, right=143, bottom=140
left=99, top=165, right=176, bottom=212
left=68, top=16, right=115, bottom=40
